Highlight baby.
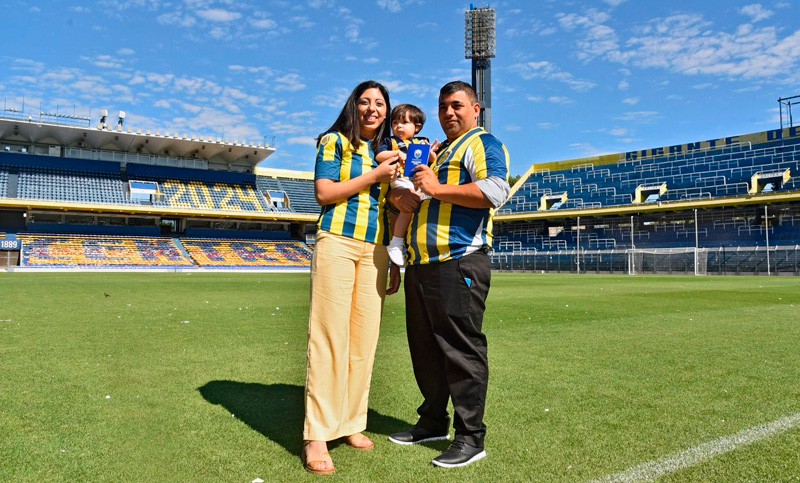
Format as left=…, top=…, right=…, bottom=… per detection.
left=375, top=103, right=431, bottom=266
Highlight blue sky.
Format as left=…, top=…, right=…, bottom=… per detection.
left=2, top=0, right=799, bottom=175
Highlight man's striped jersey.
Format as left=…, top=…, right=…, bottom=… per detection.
left=406, top=127, right=509, bottom=265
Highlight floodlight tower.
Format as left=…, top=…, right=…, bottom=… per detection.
left=465, top=4, right=496, bottom=132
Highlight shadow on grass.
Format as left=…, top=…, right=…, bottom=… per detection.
left=198, top=381, right=411, bottom=455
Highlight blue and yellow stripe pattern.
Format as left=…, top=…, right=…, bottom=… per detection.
left=407, top=127, right=509, bottom=265
left=314, top=131, right=391, bottom=245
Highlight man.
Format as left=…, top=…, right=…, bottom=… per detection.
left=387, top=81, right=510, bottom=468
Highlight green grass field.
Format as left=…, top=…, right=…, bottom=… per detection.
left=1, top=272, right=799, bottom=482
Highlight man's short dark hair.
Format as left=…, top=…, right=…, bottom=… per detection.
left=439, top=81, right=478, bottom=104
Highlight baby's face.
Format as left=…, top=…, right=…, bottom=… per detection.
left=391, top=116, right=418, bottom=141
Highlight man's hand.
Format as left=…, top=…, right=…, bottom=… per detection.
left=386, top=263, right=401, bottom=295
left=412, top=164, right=440, bottom=198
left=388, top=187, right=421, bottom=213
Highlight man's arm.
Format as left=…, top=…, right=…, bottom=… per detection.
left=412, top=165, right=497, bottom=209
left=387, top=187, right=422, bottom=213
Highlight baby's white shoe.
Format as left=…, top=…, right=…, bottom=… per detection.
left=387, top=236, right=406, bottom=267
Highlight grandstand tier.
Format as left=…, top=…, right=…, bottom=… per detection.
left=1, top=150, right=319, bottom=217
left=182, top=239, right=312, bottom=268
left=16, top=234, right=312, bottom=269
left=18, top=234, right=195, bottom=269
left=500, top=127, right=800, bottom=216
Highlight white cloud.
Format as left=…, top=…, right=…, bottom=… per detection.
left=252, top=18, right=277, bottom=29
left=286, top=136, right=318, bottom=146
left=196, top=8, right=241, bottom=22
left=377, top=0, right=402, bottom=12
left=569, top=142, right=611, bottom=157
left=739, top=4, right=773, bottom=22
left=157, top=12, right=196, bottom=28
left=608, top=128, right=628, bottom=136
left=557, top=10, right=610, bottom=31
left=314, top=89, right=350, bottom=108
left=274, top=73, right=306, bottom=92
left=505, top=125, right=522, bottom=131
left=377, top=79, right=436, bottom=98
left=268, top=121, right=309, bottom=135
left=548, top=96, right=574, bottom=104
left=538, top=122, right=554, bottom=129
left=555, top=8, right=800, bottom=81
left=117, top=48, right=135, bottom=56
left=509, top=60, right=596, bottom=92
left=614, top=111, right=659, bottom=122
left=81, top=55, right=125, bottom=69
left=527, top=95, right=543, bottom=102
left=622, top=97, right=639, bottom=105
left=618, top=79, right=629, bottom=90
left=291, top=16, right=315, bottom=29
left=344, top=55, right=379, bottom=63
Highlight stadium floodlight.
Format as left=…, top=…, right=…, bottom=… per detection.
left=117, top=110, right=126, bottom=130
left=464, top=6, right=495, bottom=60
left=465, top=5, right=496, bottom=132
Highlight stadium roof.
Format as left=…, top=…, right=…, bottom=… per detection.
left=0, top=115, right=275, bottom=169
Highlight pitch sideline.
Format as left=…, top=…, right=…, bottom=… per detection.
left=589, top=412, right=800, bottom=483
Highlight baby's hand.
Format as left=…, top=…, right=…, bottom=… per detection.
left=428, top=139, right=440, bottom=164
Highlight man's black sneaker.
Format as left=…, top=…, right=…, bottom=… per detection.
left=388, top=425, right=450, bottom=445
left=431, top=441, right=486, bottom=468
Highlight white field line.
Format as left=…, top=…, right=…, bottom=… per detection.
left=589, top=412, right=800, bottom=483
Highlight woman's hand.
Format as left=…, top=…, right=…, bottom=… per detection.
left=372, top=154, right=400, bottom=184
left=386, top=263, right=401, bottom=295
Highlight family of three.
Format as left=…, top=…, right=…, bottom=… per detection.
left=301, top=79, right=510, bottom=475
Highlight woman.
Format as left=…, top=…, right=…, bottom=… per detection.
left=302, top=80, right=401, bottom=475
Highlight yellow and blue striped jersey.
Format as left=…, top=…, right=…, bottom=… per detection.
left=377, top=135, right=430, bottom=154
left=406, top=127, right=510, bottom=265
left=314, top=131, right=391, bottom=245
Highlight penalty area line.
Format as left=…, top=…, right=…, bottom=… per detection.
left=589, top=412, right=800, bottom=483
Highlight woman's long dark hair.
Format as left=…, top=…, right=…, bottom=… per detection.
left=317, top=80, right=391, bottom=151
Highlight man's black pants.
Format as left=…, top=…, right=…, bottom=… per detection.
left=404, top=250, right=491, bottom=448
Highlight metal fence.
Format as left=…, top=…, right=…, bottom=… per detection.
left=490, top=245, right=800, bottom=276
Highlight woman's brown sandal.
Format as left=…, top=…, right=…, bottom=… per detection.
left=344, top=433, right=374, bottom=451
left=301, top=441, right=335, bottom=475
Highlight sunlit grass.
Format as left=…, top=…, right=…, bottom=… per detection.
left=1, top=272, right=798, bottom=482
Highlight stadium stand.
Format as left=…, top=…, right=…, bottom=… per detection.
left=0, top=152, right=322, bottom=215
left=0, top=166, right=8, bottom=197
left=502, top=134, right=800, bottom=214
left=17, top=234, right=313, bottom=269
left=18, top=234, right=195, bottom=269
left=154, top=179, right=273, bottom=212
left=181, top=238, right=312, bottom=269
left=490, top=126, right=800, bottom=274
left=256, top=176, right=319, bottom=214
left=17, top=166, right=130, bottom=204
